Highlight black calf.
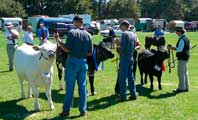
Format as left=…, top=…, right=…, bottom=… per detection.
left=56, top=41, right=114, bottom=95
left=138, top=49, right=169, bottom=90
left=145, top=36, right=165, bottom=50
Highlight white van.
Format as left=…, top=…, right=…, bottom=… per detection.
left=0, top=17, right=22, bottom=32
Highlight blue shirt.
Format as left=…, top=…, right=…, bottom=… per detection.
left=119, top=31, right=136, bottom=58
left=176, top=34, right=185, bottom=52
left=154, top=28, right=164, bottom=38
left=37, top=27, right=49, bottom=40
left=65, top=28, right=93, bottom=58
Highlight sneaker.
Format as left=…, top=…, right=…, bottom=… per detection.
left=129, top=96, right=137, bottom=100
left=59, top=111, right=69, bottom=117
left=184, top=89, right=189, bottom=92
left=80, top=112, right=88, bottom=117
left=173, top=89, right=184, bottom=93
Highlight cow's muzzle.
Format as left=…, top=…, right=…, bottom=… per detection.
left=48, top=50, right=55, bottom=58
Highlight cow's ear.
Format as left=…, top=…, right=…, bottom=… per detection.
left=32, top=45, right=41, bottom=51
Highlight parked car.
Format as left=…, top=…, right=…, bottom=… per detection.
left=100, top=25, right=136, bottom=37
left=83, top=23, right=99, bottom=35
left=51, top=23, right=74, bottom=38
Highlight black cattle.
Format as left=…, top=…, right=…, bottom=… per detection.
left=145, top=36, right=165, bottom=50
left=138, top=49, right=169, bottom=90
left=56, top=41, right=114, bottom=95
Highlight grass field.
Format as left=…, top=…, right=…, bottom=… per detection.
left=0, top=31, right=198, bottom=120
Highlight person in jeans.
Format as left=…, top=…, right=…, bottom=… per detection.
left=37, top=22, right=49, bottom=45
left=115, top=20, right=137, bottom=101
left=4, top=22, right=19, bottom=71
left=167, top=27, right=190, bottom=93
left=55, top=15, right=93, bottom=117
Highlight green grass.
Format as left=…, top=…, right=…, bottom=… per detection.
left=0, top=31, right=198, bottom=120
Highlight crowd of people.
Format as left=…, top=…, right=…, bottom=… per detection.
left=3, top=16, right=191, bottom=117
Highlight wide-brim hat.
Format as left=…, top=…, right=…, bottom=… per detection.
left=6, top=22, right=13, bottom=28
left=175, top=27, right=186, bottom=32
left=73, top=15, right=83, bottom=22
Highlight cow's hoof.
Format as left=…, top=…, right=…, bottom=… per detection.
left=159, top=87, right=162, bottom=90
left=59, top=88, right=64, bottom=91
left=50, top=105, right=55, bottom=111
left=91, top=92, right=96, bottom=96
left=27, top=95, right=32, bottom=98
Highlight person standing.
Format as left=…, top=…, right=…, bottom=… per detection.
left=22, top=25, right=34, bottom=45
left=37, top=22, right=49, bottom=45
left=115, top=20, right=137, bottom=101
left=55, top=16, right=93, bottom=117
left=167, top=27, right=190, bottom=93
left=4, top=22, right=19, bottom=71
left=114, top=28, right=141, bottom=96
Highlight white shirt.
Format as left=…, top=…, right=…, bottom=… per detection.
left=22, top=31, right=34, bottom=44
left=5, top=29, right=19, bottom=44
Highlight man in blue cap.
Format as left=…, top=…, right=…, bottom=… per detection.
left=55, top=15, right=93, bottom=117
left=115, top=20, right=137, bottom=101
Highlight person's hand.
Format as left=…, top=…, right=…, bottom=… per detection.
left=167, top=44, right=172, bottom=49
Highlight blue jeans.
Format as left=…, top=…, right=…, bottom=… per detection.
left=118, top=56, right=136, bottom=99
left=63, top=57, right=88, bottom=113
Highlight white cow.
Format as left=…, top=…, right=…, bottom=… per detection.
left=14, top=41, right=57, bottom=111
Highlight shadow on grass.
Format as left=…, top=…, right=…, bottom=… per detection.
left=0, top=98, right=33, bottom=120
left=136, top=84, right=176, bottom=99
left=39, top=89, right=79, bottom=108
left=0, top=70, right=10, bottom=73
left=47, top=114, right=83, bottom=120
left=87, top=94, right=119, bottom=111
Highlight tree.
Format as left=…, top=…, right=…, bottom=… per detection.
left=0, top=0, right=27, bottom=17
left=140, top=0, right=188, bottom=21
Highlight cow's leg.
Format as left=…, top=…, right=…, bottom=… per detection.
left=27, top=82, right=32, bottom=98
left=32, top=86, right=40, bottom=111
left=45, top=84, right=55, bottom=110
left=114, top=75, right=120, bottom=95
left=19, top=79, right=25, bottom=98
left=89, top=75, right=96, bottom=95
left=157, top=76, right=162, bottom=90
left=140, top=71, right=144, bottom=85
left=144, top=73, right=148, bottom=84
left=57, top=62, right=64, bottom=90
left=149, top=74, right=154, bottom=90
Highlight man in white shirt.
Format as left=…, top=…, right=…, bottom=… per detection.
left=4, top=22, right=19, bottom=71
left=22, top=25, right=34, bottom=45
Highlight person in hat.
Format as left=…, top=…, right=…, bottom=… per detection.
left=37, top=22, right=49, bottom=45
left=114, top=20, right=138, bottom=101
left=54, top=15, right=93, bottom=117
left=4, top=22, right=19, bottom=71
left=22, top=25, right=34, bottom=45
left=167, top=27, right=191, bottom=93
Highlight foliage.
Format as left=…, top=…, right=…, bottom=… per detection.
left=0, top=0, right=197, bottom=21
left=0, top=0, right=27, bottom=17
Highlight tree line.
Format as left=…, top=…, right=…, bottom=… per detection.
left=0, top=0, right=197, bottom=21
